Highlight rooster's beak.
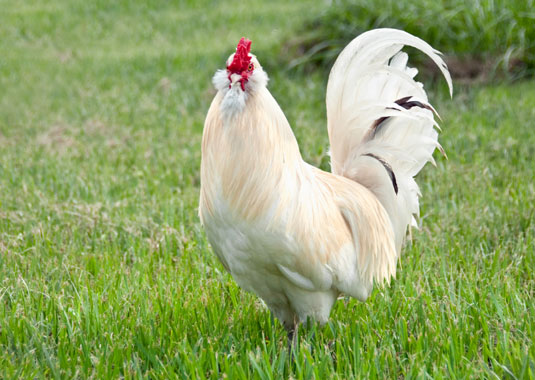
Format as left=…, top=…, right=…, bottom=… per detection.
left=229, top=73, right=242, bottom=86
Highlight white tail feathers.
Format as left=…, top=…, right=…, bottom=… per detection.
left=326, top=28, right=452, bottom=252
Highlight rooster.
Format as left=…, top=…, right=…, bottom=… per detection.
left=199, top=29, right=452, bottom=345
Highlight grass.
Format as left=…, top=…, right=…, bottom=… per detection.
left=286, top=0, right=535, bottom=79
left=0, top=0, right=534, bottom=378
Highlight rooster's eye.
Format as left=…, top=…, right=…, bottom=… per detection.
left=248, top=63, right=254, bottom=72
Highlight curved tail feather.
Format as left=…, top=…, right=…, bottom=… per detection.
left=326, top=28, right=452, bottom=252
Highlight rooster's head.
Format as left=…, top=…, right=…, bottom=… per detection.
left=226, top=38, right=253, bottom=90
left=212, top=37, right=268, bottom=119
left=215, top=37, right=266, bottom=93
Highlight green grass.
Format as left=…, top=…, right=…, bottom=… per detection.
left=1, top=0, right=534, bottom=378
left=287, top=0, right=535, bottom=78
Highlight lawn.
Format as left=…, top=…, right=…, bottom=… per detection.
left=0, top=0, right=534, bottom=378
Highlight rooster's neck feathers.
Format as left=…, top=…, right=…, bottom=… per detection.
left=201, top=84, right=303, bottom=223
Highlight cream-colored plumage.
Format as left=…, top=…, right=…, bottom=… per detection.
left=199, top=29, right=451, bottom=332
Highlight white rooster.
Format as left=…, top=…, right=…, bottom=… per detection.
left=199, top=29, right=452, bottom=344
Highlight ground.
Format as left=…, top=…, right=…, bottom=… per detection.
left=0, top=0, right=533, bottom=378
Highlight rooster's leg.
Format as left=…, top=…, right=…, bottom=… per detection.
left=287, top=322, right=298, bottom=359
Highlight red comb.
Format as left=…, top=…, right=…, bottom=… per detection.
left=227, top=37, right=252, bottom=74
